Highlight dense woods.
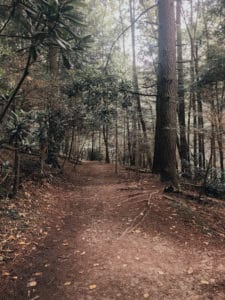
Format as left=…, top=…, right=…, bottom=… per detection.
left=1, top=1, right=225, bottom=299
left=1, top=0, right=225, bottom=196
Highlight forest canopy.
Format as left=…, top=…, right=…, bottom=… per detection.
left=0, top=0, right=225, bottom=195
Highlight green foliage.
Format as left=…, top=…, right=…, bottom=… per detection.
left=3, top=109, right=35, bottom=148
left=0, top=0, right=91, bottom=68
left=200, top=46, right=225, bottom=85
left=64, top=70, right=120, bottom=130
left=0, top=0, right=92, bottom=127
left=119, top=80, right=133, bottom=108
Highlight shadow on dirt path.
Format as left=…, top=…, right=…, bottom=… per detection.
left=1, top=161, right=225, bottom=299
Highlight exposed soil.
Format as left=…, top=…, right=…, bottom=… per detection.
left=1, top=161, right=225, bottom=299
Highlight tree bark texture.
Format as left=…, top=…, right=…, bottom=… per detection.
left=154, top=0, right=178, bottom=184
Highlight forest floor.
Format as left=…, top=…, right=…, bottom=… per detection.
left=1, top=161, right=225, bottom=299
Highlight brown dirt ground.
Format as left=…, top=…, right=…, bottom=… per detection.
left=1, top=161, right=225, bottom=300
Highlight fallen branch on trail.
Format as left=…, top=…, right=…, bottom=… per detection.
left=119, top=191, right=160, bottom=239
left=125, top=166, right=152, bottom=174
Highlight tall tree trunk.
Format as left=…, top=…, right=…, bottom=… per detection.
left=195, top=44, right=205, bottom=169
left=126, top=111, right=132, bottom=165
left=46, top=45, right=61, bottom=168
left=211, top=96, right=217, bottom=179
left=190, top=44, right=198, bottom=169
left=215, top=82, right=224, bottom=179
left=176, top=0, right=190, bottom=175
left=154, top=0, right=178, bottom=185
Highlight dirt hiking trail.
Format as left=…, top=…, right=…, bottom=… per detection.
left=1, top=161, right=225, bottom=299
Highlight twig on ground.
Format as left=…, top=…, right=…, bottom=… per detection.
left=163, top=195, right=177, bottom=202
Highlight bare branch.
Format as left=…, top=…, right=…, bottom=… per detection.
left=0, top=34, right=32, bottom=39
left=104, top=3, right=158, bottom=71
left=0, top=3, right=16, bottom=34
left=0, top=47, right=33, bottom=123
left=120, top=89, right=157, bottom=99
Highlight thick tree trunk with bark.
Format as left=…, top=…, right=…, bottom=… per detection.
left=215, top=82, right=224, bottom=178
left=154, top=0, right=178, bottom=185
left=195, top=44, right=205, bottom=169
left=46, top=45, right=61, bottom=168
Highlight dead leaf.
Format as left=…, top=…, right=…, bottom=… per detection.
left=27, top=280, right=37, bottom=288
left=18, top=241, right=26, bottom=245
left=2, top=271, right=10, bottom=276
left=89, top=284, right=97, bottom=290
left=158, top=270, right=164, bottom=275
left=93, top=263, right=99, bottom=267
left=34, top=272, right=42, bottom=277
left=187, top=267, right=193, bottom=275
left=200, top=280, right=209, bottom=285
left=44, top=263, right=50, bottom=268
left=64, top=281, right=72, bottom=286
left=25, top=191, right=31, bottom=197
left=144, top=293, right=149, bottom=298
left=19, top=212, right=27, bottom=217
left=210, top=278, right=216, bottom=284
